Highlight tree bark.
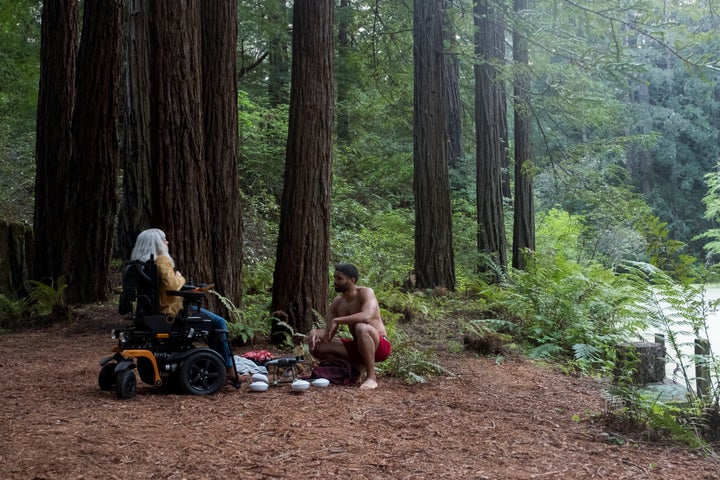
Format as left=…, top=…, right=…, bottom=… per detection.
left=200, top=0, right=243, bottom=310
left=268, top=0, right=290, bottom=107
left=33, top=0, right=78, bottom=284
left=475, top=0, right=507, bottom=281
left=443, top=1, right=462, bottom=169
left=63, top=0, right=125, bottom=303
left=271, top=0, right=334, bottom=337
left=117, top=0, right=153, bottom=260
left=0, top=220, right=33, bottom=298
left=149, top=0, right=211, bottom=284
left=511, top=0, right=535, bottom=271
left=413, top=0, right=456, bottom=290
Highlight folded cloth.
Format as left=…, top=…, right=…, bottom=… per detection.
left=309, top=358, right=360, bottom=386
left=233, top=356, right=268, bottom=375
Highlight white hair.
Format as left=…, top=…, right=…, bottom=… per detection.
left=130, top=228, right=174, bottom=267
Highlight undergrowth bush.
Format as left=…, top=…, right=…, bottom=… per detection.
left=213, top=291, right=273, bottom=346
left=0, top=277, right=70, bottom=329
left=379, top=313, right=451, bottom=383
left=490, top=253, right=648, bottom=375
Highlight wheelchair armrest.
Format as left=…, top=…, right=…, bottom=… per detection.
left=180, top=283, right=215, bottom=292
left=167, top=290, right=206, bottom=302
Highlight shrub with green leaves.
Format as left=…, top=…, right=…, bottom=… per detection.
left=212, top=291, right=272, bottom=346
left=494, top=253, right=649, bottom=374
left=378, top=314, right=451, bottom=384
left=0, top=294, right=24, bottom=329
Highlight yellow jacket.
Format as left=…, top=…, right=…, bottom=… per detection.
left=155, top=255, right=186, bottom=316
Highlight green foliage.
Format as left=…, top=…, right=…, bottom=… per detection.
left=535, top=208, right=585, bottom=262
left=331, top=207, right=414, bottom=287
left=461, top=318, right=515, bottom=356
left=377, top=289, right=429, bottom=323
left=697, top=163, right=720, bottom=262
left=603, top=260, right=720, bottom=448
left=241, top=259, right=275, bottom=295
left=25, top=276, right=69, bottom=319
left=0, top=1, right=41, bottom=222
left=378, top=314, right=451, bottom=384
left=212, top=291, right=272, bottom=346
left=604, top=380, right=707, bottom=449
left=237, top=90, right=288, bottom=200
left=0, top=294, right=24, bottom=330
left=490, top=253, right=649, bottom=374
left=638, top=214, right=699, bottom=284
left=0, top=277, right=71, bottom=329
left=625, top=261, right=718, bottom=401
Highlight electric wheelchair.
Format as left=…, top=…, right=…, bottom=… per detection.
left=99, top=255, right=232, bottom=399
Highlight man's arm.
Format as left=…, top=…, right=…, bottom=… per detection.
left=335, top=288, right=378, bottom=325
left=325, top=288, right=378, bottom=341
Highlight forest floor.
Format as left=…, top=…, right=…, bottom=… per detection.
left=1, top=304, right=719, bottom=480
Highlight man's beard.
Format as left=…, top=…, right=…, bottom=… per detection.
left=334, top=283, right=349, bottom=293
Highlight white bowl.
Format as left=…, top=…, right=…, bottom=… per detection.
left=290, top=380, right=310, bottom=392
left=248, top=381, right=269, bottom=392
left=311, top=378, right=330, bottom=388
left=251, top=373, right=269, bottom=384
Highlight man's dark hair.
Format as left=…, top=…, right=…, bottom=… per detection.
left=335, top=263, right=359, bottom=282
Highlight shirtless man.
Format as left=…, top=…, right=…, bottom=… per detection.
left=308, top=264, right=392, bottom=390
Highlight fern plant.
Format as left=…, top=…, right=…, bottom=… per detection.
left=0, top=293, right=24, bottom=329
left=24, top=276, right=69, bottom=320
left=494, top=253, right=648, bottom=375
left=378, top=314, right=451, bottom=383
left=211, top=291, right=271, bottom=345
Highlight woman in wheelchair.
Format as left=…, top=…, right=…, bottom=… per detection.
left=130, top=228, right=239, bottom=386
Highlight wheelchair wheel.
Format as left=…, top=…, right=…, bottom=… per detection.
left=115, top=369, right=137, bottom=399
left=178, top=350, right=225, bottom=395
left=98, top=362, right=117, bottom=391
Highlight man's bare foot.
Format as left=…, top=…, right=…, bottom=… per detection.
left=360, top=378, right=378, bottom=390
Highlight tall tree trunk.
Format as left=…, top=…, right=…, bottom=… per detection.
left=33, top=0, right=78, bottom=283
left=271, top=0, right=334, bottom=337
left=475, top=0, right=507, bottom=281
left=149, top=0, right=211, bottom=283
left=511, top=0, right=535, bottom=270
left=200, top=0, right=243, bottom=310
left=336, top=0, right=351, bottom=145
left=63, top=0, right=125, bottom=303
left=443, top=1, right=462, bottom=169
left=413, top=0, right=456, bottom=290
left=118, top=0, right=152, bottom=260
left=268, top=0, right=290, bottom=107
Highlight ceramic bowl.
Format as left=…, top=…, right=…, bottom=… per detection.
left=248, top=381, right=269, bottom=392
left=290, top=379, right=311, bottom=392
left=251, top=373, right=269, bottom=384
left=311, top=378, right=330, bottom=388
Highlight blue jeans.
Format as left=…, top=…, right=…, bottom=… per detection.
left=198, top=307, right=233, bottom=368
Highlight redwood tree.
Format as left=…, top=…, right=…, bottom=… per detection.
left=271, top=0, right=334, bottom=336
left=117, top=0, right=152, bottom=260
left=33, top=0, right=78, bottom=283
left=413, top=0, right=456, bottom=290
left=512, top=0, right=535, bottom=270
left=201, top=0, right=243, bottom=307
left=62, top=0, right=125, bottom=302
left=475, top=0, right=508, bottom=281
left=268, top=0, right=290, bottom=107
left=148, top=0, right=211, bottom=283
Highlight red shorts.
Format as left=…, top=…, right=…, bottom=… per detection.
left=341, top=335, right=392, bottom=364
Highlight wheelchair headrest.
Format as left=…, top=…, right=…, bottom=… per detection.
left=118, top=256, right=158, bottom=315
